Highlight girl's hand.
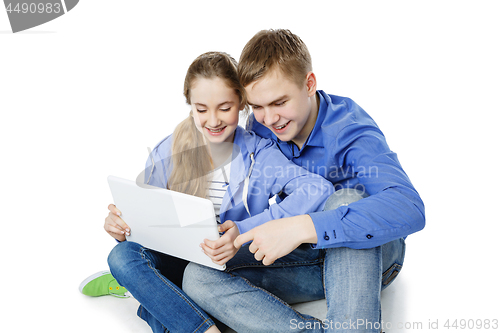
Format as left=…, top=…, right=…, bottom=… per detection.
left=104, top=204, right=130, bottom=242
left=201, top=220, right=240, bottom=266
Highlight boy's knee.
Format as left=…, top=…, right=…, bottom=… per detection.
left=324, top=188, right=369, bottom=211
left=183, top=263, right=220, bottom=300
left=182, top=262, right=204, bottom=298
left=182, top=262, right=209, bottom=289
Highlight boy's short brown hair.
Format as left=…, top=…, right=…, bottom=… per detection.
left=238, top=29, right=312, bottom=88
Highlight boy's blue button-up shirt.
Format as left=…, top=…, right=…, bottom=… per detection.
left=248, top=90, right=425, bottom=249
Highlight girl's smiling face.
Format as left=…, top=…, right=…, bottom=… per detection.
left=190, top=77, right=241, bottom=145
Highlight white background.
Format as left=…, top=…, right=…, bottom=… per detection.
left=1, top=1, right=499, bottom=332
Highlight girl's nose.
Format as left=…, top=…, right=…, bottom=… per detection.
left=208, top=111, right=221, bottom=127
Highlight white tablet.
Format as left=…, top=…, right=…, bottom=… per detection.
left=107, top=175, right=225, bottom=270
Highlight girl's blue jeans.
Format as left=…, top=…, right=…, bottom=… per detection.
left=108, top=189, right=405, bottom=333
left=108, top=241, right=217, bottom=333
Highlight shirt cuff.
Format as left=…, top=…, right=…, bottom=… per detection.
left=308, top=208, right=347, bottom=249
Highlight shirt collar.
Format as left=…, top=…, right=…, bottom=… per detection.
left=302, top=90, right=327, bottom=148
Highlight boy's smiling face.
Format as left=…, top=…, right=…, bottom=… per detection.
left=245, top=68, right=319, bottom=149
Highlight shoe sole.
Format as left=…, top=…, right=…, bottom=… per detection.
left=78, top=270, right=111, bottom=294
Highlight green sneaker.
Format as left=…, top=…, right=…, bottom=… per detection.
left=79, top=270, right=130, bottom=298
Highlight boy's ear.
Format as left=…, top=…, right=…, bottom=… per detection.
left=305, top=72, right=317, bottom=97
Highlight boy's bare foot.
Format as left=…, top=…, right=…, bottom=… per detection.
left=205, top=325, right=221, bottom=333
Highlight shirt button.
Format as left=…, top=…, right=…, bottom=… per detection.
left=366, top=234, right=373, bottom=239
left=324, top=232, right=330, bottom=241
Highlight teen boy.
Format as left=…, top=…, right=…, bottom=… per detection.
left=183, top=29, right=425, bottom=332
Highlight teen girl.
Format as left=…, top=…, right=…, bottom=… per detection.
left=101, top=52, right=333, bottom=333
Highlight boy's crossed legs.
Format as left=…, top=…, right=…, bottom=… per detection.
left=183, top=189, right=405, bottom=333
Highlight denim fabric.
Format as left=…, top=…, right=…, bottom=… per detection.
left=183, top=189, right=406, bottom=332
left=107, top=241, right=215, bottom=333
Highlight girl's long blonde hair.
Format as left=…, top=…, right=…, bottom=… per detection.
left=167, top=52, right=247, bottom=198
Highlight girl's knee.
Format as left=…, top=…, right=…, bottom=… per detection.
left=107, top=241, right=140, bottom=275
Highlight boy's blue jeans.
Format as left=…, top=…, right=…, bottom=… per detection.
left=183, top=189, right=406, bottom=332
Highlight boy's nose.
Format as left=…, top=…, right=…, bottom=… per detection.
left=263, top=108, right=280, bottom=126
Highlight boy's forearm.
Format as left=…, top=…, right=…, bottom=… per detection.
left=293, top=214, right=318, bottom=244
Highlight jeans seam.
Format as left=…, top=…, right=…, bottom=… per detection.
left=192, top=319, right=212, bottom=333
left=139, top=246, right=211, bottom=328
left=382, top=263, right=402, bottom=278
left=320, top=249, right=326, bottom=293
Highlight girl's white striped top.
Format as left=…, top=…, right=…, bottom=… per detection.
left=207, top=162, right=231, bottom=224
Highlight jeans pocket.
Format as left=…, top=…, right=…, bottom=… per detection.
left=382, top=262, right=402, bottom=288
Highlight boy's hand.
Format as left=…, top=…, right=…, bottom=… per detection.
left=234, top=215, right=317, bottom=266
left=201, top=220, right=240, bottom=266
left=104, top=204, right=130, bottom=242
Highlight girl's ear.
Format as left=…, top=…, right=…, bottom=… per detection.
left=305, top=71, right=317, bottom=97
